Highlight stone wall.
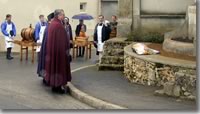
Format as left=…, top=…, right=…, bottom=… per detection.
left=124, top=44, right=196, bottom=100
left=98, top=38, right=131, bottom=71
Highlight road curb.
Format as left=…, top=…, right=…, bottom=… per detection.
left=68, top=82, right=128, bottom=109
left=68, top=65, right=128, bottom=109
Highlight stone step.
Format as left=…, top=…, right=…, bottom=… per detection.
left=98, top=64, right=124, bottom=71
left=100, top=56, right=124, bottom=65
left=103, top=49, right=124, bottom=56
left=104, top=42, right=131, bottom=49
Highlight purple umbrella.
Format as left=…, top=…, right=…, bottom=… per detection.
left=72, top=13, right=94, bottom=20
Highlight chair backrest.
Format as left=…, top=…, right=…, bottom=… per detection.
left=74, top=37, right=89, bottom=46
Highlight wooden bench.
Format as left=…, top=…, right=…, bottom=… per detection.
left=12, top=40, right=39, bottom=63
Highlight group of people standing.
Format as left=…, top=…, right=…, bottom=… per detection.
left=94, top=15, right=118, bottom=62
left=35, top=12, right=118, bottom=94
left=0, top=9, right=118, bottom=94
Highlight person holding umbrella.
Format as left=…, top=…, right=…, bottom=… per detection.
left=75, top=20, right=87, bottom=57
left=75, top=20, right=87, bottom=37
left=72, top=13, right=93, bottom=57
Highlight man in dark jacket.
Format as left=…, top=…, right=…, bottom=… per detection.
left=93, top=15, right=111, bottom=63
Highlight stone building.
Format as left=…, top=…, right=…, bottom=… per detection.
left=117, top=0, right=196, bottom=37
left=0, top=0, right=100, bottom=52
left=100, top=0, right=118, bottom=21
left=0, top=0, right=196, bottom=52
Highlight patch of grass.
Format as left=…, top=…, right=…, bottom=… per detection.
left=127, top=29, right=164, bottom=43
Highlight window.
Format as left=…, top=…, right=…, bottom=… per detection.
left=80, top=2, right=87, bottom=12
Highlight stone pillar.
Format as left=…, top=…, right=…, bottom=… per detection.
left=117, top=0, right=141, bottom=37
left=188, top=5, right=196, bottom=40
left=117, top=0, right=132, bottom=37
left=188, top=4, right=196, bottom=56
left=98, top=0, right=102, bottom=15
left=133, top=0, right=141, bottom=30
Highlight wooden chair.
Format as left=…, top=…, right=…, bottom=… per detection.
left=72, top=37, right=92, bottom=60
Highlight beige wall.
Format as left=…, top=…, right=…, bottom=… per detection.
left=117, top=0, right=196, bottom=37
left=141, top=0, right=194, bottom=14
left=0, top=0, right=99, bottom=52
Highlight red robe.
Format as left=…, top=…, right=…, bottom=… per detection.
left=45, top=18, right=71, bottom=87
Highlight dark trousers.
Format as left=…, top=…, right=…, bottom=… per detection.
left=6, top=48, right=12, bottom=58
left=78, top=47, right=85, bottom=57
left=37, top=52, right=40, bottom=62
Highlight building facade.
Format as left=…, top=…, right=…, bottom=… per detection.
left=100, top=0, right=118, bottom=21
left=117, top=0, right=196, bottom=37
left=0, top=0, right=100, bottom=52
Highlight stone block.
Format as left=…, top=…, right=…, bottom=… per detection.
left=173, top=85, right=181, bottom=97
left=154, top=89, right=164, bottom=95
left=163, top=82, right=175, bottom=96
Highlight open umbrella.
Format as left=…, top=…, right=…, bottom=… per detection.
left=72, top=13, right=94, bottom=20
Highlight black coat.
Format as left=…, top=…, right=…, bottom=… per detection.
left=93, top=23, right=111, bottom=47
left=65, top=24, right=73, bottom=48
left=93, top=23, right=111, bottom=55
left=75, top=24, right=87, bottom=36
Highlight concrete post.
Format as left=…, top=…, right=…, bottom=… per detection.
left=133, top=0, right=141, bottom=30
left=117, top=0, right=132, bottom=37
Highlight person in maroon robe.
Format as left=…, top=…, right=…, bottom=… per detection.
left=44, top=9, right=71, bottom=94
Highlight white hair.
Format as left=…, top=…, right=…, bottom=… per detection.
left=54, top=9, right=64, bottom=17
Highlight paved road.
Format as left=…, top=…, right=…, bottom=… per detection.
left=72, top=66, right=197, bottom=110
left=0, top=51, right=98, bottom=109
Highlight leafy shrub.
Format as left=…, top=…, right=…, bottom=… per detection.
left=127, top=29, right=164, bottom=43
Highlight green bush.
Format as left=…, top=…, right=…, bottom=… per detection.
left=127, top=29, right=164, bottom=43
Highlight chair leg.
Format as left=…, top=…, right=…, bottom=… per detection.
left=89, top=44, right=91, bottom=59
left=75, top=46, right=77, bottom=60
left=32, top=46, right=34, bottom=64
left=26, top=47, right=28, bottom=60
left=76, top=46, right=78, bottom=57
left=20, top=45, right=23, bottom=62
left=85, top=46, right=88, bottom=60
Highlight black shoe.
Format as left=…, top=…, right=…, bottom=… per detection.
left=64, top=86, right=70, bottom=94
left=10, top=56, right=14, bottom=59
left=52, top=87, right=58, bottom=93
left=42, top=79, right=49, bottom=86
left=52, top=87, right=65, bottom=94
left=58, top=88, right=65, bottom=94
left=7, top=56, right=13, bottom=60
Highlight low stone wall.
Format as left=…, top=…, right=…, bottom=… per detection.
left=98, top=38, right=131, bottom=71
left=163, top=38, right=195, bottom=56
left=124, top=43, right=196, bottom=100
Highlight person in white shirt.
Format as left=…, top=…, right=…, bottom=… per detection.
left=1, top=14, right=16, bottom=60
left=93, top=15, right=111, bottom=63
